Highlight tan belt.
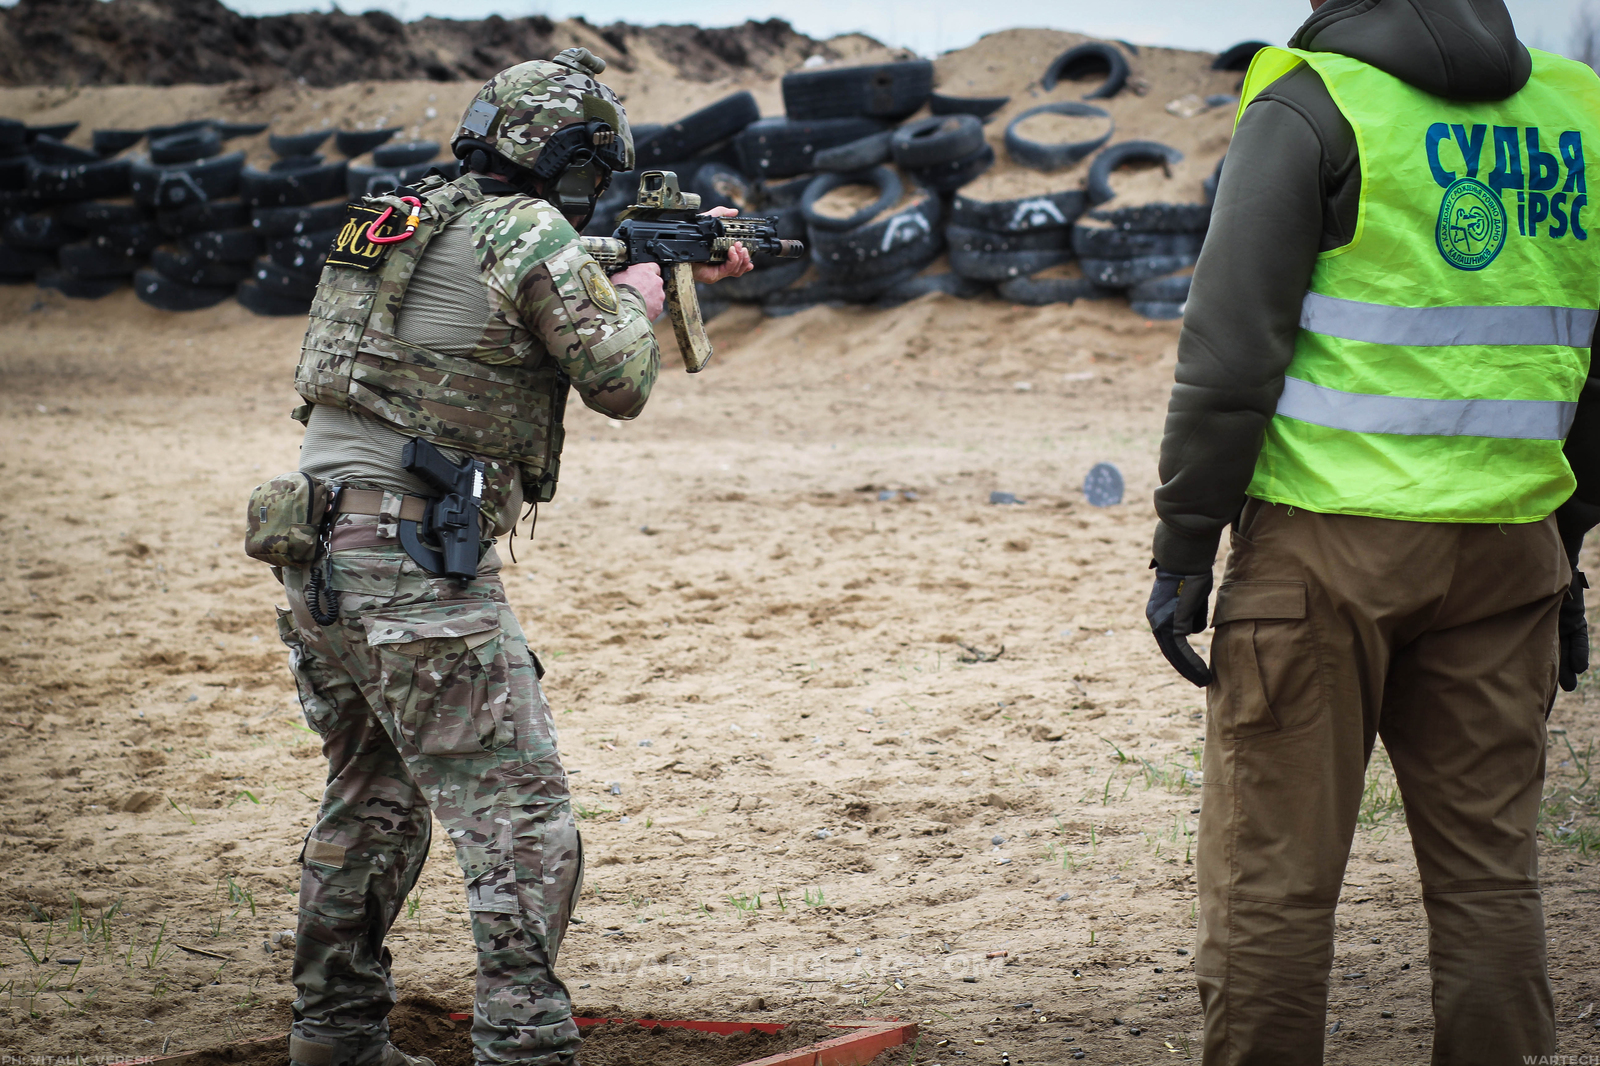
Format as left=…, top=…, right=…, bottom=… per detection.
left=336, top=487, right=429, bottom=523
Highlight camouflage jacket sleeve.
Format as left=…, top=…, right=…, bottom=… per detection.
left=470, top=194, right=660, bottom=420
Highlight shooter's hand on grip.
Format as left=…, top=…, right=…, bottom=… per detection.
left=692, top=206, right=756, bottom=283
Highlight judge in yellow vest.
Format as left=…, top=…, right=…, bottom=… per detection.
left=1146, top=1, right=1600, bottom=1062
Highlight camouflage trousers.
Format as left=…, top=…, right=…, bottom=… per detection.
left=276, top=520, right=582, bottom=1066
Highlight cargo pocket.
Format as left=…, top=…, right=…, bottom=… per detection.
left=1211, top=580, right=1323, bottom=739
left=277, top=606, right=339, bottom=736
left=363, top=600, right=514, bottom=756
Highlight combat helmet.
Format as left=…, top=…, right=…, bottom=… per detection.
left=453, top=47, right=634, bottom=225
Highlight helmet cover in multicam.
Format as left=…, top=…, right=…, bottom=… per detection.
left=453, top=48, right=635, bottom=174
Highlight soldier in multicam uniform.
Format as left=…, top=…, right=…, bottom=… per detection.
left=272, top=48, right=750, bottom=1066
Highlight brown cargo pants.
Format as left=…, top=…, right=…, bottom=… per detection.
left=1197, top=499, right=1568, bottom=1065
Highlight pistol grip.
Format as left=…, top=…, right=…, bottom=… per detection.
left=663, top=260, right=713, bottom=374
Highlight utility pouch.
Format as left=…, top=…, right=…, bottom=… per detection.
left=244, top=472, right=337, bottom=568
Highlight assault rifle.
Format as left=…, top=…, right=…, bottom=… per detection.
left=580, top=170, right=805, bottom=373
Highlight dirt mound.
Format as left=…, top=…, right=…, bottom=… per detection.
left=0, top=0, right=834, bottom=88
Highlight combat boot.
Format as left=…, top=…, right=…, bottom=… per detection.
left=289, top=1035, right=436, bottom=1066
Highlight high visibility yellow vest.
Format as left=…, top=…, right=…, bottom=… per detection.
left=1236, top=47, right=1600, bottom=522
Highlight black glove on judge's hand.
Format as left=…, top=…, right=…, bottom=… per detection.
left=1559, top=569, right=1590, bottom=693
left=1146, top=566, right=1215, bottom=688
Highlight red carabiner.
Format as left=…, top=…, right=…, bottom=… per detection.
left=367, top=196, right=423, bottom=245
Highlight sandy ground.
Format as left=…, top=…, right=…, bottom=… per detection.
left=1, top=24, right=1598, bottom=1066
left=1, top=281, right=1598, bottom=1065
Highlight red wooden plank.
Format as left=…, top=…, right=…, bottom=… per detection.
left=141, top=1015, right=914, bottom=1066
left=740, top=1021, right=918, bottom=1066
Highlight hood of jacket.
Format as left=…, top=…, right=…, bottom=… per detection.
left=1290, top=0, right=1531, bottom=101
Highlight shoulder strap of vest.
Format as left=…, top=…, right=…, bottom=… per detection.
left=1236, top=46, right=1313, bottom=129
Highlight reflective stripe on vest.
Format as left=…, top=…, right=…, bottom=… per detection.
left=1277, top=376, right=1577, bottom=440
left=1300, top=292, right=1599, bottom=348
left=1235, top=46, right=1600, bottom=523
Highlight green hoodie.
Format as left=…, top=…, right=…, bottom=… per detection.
left=1152, top=0, right=1600, bottom=572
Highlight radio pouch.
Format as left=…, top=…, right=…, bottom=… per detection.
left=245, top=472, right=337, bottom=568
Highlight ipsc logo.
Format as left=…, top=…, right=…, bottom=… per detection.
left=1435, top=176, right=1507, bottom=271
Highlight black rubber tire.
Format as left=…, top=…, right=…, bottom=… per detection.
left=946, top=223, right=1073, bottom=281
left=812, top=131, right=894, bottom=173
left=270, top=131, right=333, bottom=158
left=904, top=143, right=994, bottom=194
left=144, top=120, right=209, bottom=141
left=950, top=188, right=1086, bottom=233
left=996, top=272, right=1110, bottom=306
left=267, top=229, right=336, bottom=275
left=809, top=192, right=943, bottom=282
left=149, top=128, right=222, bottom=165
left=241, top=160, right=349, bottom=207
left=36, top=268, right=120, bottom=299
left=237, top=278, right=313, bottom=316
left=58, top=200, right=145, bottom=228
left=334, top=128, right=399, bottom=158
left=92, top=129, right=145, bottom=157
left=1086, top=201, right=1211, bottom=233
left=250, top=200, right=349, bottom=238
left=735, top=116, right=887, bottom=179
left=0, top=119, right=25, bottom=153
left=373, top=140, right=441, bottom=167
left=929, top=93, right=1010, bottom=121
left=149, top=244, right=252, bottom=287
left=876, top=270, right=989, bottom=307
left=0, top=156, right=30, bottom=191
left=252, top=255, right=320, bottom=300
left=761, top=265, right=921, bottom=314
left=1213, top=41, right=1270, bottom=72
left=130, top=151, right=245, bottom=209
left=87, top=219, right=161, bottom=257
left=1005, top=103, right=1113, bottom=171
left=681, top=162, right=753, bottom=213
left=758, top=175, right=813, bottom=208
left=1203, top=154, right=1226, bottom=204
left=270, top=154, right=326, bottom=172
left=216, top=122, right=268, bottom=140
left=1129, top=270, right=1193, bottom=302
left=1072, top=223, right=1204, bottom=260
left=26, top=122, right=78, bottom=143
left=800, top=167, right=903, bottom=233
left=1042, top=43, right=1130, bottom=99
left=158, top=198, right=249, bottom=237
left=1080, top=252, right=1198, bottom=288
left=636, top=92, right=760, bottom=169
left=636, top=93, right=761, bottom=168
left=58, top=240, right=142, bottom=278
left=177, top=227, right=259, bottom=263
left=133, top=266, right=232, bottom=311
left=781, top=61, right=934, bottom=121
left=891, top=115, right=985, bottom=168
left=1087, top=140, right=1185, bottom=205
left=346, top=161, right=433, bottom=199
left=29, top=157, right=134, bottom=201
left=712, top=255, right=810, bottom=301
left=1130, top=299, right=1185, bottom=320
left=3, top=211, right=86, bottom=251
left=0, top=243, right=54, bottom=276
left=30, top=137, right=101, bottom=165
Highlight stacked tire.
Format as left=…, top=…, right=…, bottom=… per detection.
left=1070, top=141, right=1209, bottom=319
left=130, top=119, right=265, bottom=310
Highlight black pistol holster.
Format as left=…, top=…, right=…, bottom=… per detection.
left=399, top=438, right=486, bottom=584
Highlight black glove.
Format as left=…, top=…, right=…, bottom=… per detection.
left=1147, top=566, right=1215, bottom=687
left=1559, top=568, right=1590, bottom=693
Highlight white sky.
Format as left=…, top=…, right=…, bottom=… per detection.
left=177, top=1, right=1597, bottom=60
